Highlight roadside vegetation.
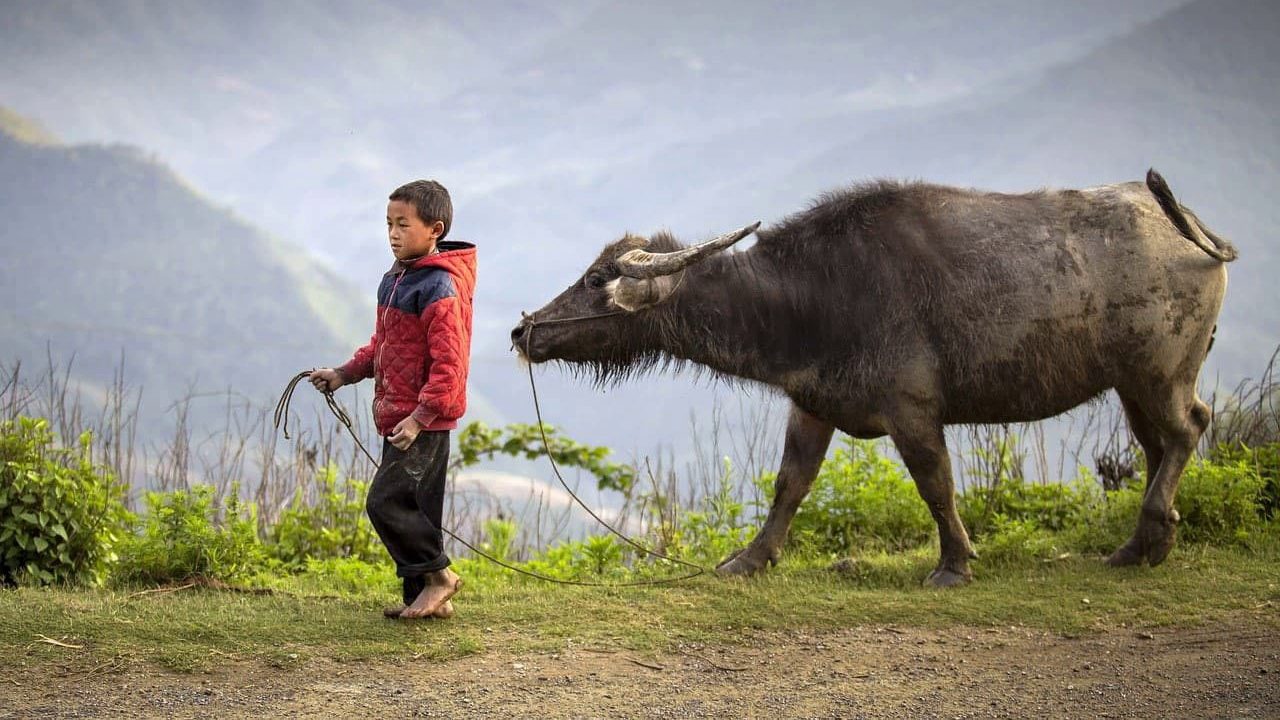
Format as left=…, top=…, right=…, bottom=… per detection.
left=1, top=354, right=1277, bottom=672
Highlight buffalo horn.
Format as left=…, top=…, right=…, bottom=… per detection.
left=615, top=222, right=761, bottom=279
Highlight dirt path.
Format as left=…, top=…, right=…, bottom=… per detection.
left=2, top=618, right=1277, bottom=719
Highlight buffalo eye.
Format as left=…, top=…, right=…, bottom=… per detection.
left=586, top=274, right=607, bottom=289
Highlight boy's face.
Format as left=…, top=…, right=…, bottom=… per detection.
left=387, top=200, right=444, bottom=261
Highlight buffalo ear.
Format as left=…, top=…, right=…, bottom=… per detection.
left=608, top=275, right=682, bottom=312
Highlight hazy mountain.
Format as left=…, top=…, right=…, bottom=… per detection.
left=766, top=0, right=1280, bottom=382
left=464, top=0, right=1279, bottom=459
left=0, top=108, right=369, bottom=437
left=5, top=0, right=1275, bottom=476
left=474, top=0, right=1280, bottom=467
left=0, top=0, right=1182, bottom=294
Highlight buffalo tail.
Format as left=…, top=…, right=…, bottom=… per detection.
left=1146, top=168, right=1238, bottom=262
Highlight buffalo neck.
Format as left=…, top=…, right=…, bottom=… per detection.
left=653, top=250, right=810, bottom=386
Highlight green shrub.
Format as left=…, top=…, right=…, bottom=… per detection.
left=0, top=417, right=131, bottom=586
left=1175, top=457, right=1266, bottom=545
left=1209, top=442, right=1279, bottom=520
left=455, top=518, right=543, bottom=581
left=640, top=458, right=754, bottom=565
left=1059, top=456, right=1267, bottom=554
left=455, top=421, right=637, bottom=493
left=518, top=540, right=580, bottom=580
left=115, top=484, right=265, bottom=584
left=959, top=476, right=1097, bottom=542
left=522, top=533, right=633, bottom=580
left=246, top=556, right=398, bottom=598
left=479, top=517, right=517, bottom=563
left=269, top=466, right=381, bottom=566
left=510, top=465, right=745, bottom=580
left=977, top=514, right=1063, bottom=565
left=1058, top=476, right=1144, bottom=555
left=460, top=519, right=635, bottom=582
left=788, top=437, right=933, bottom=554
left=676, top=474, right=754, bottom=563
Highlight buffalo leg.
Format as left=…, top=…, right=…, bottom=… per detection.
left=889, top=413, right=975, bottom=587
left=1109, top=387, right=1209, bottom=567
left=716, top=404, right=833, bottom=577
left=1122, top=393, right=1166, bottom=495
left=1107, top=394, right=1165, bottom=566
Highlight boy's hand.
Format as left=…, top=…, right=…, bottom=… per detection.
left=388, top=416, right=421, bottom=450
left=310, top=368, right=345, bottom=393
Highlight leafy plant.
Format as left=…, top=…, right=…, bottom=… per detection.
left=1054, top=468, right=1144, bottom=555
left=1209, top=442, right=1279, bottom=520
left=1174, top=456, right=1266, bottom=545
left=269, top=465, right=381, bottom=565
left=115, top=484, right=265, bottom=584
left=246, top=556, right=398, bottom=598
left=521, top=533, right=636, bottom=581
left=960, top=475, right=1098, bottom=542
left=581, top=535, right=623, bottom=575
left=977, top=514, right=1062, bottom=565
left=454, top=421, right=637, bottom=492
left=636, top=457, right=755, bottom=566
left=787, top=438, right=933, bottom=555
left=1058, top=456, right=1268, bottom=555
left=0, top=417, right=131, bottom=586
left=479, top=517, right=517, bottom=563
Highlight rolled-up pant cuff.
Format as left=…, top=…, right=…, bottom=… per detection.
left=397, top=557, right=451, bottom=578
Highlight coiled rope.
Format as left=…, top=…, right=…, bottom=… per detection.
left=274, top=366, right=707, bottom=587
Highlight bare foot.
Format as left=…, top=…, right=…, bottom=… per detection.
left=399, top=569, right=463, bottom=619
left=384, top=599, right=455, bottom=620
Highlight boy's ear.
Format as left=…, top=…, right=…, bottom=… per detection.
left=431, top=220, right=445, bottom=239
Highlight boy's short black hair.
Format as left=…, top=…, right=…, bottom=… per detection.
left=390, top=180, right=452, bottom=240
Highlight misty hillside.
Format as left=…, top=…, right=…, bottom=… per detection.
left=767, top=0, right=1280, bottom=382
left=471, top=0, right=1279, bottom=459
left=4, top=0, right=1277, bottom=468
left=0, top=0, right=1183, bottom=305
left=0, top=110, right=376, bottom=433
left=475, top=0, right=1280, bottom=461
left=0, top=0, right=604, bottom=279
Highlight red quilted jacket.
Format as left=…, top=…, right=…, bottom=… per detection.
left=338, top=241, right=477, bottom=435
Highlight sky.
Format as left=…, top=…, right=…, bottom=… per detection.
left=3, top=0, right=1277, bottom=497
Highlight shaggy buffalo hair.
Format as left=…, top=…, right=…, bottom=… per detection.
left=519, top=174, right=1231, bottom=428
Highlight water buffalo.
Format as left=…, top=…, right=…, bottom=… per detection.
left=511, top=170, right=1236, bottom=586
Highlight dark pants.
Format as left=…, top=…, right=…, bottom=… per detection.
left=366, top=431, right=451, bottom=605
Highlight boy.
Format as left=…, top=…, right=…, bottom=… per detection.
left=310, top=179, right=476, bottom=620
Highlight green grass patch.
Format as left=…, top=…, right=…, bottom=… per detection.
left=2, top=540, right=1276, bottom=673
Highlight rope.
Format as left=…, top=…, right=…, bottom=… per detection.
left=524, top=359, right=705, bottom=578
left=273, top=368, right=707, bottom=587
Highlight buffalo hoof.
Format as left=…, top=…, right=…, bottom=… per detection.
left=1105, top=539, right=1146, bottom=567
left=923, top=567, right=970, bottom=589
left=1144, top=518, right=1179, bottom=567
left=1107, top=510, right=1179, bottom=568
left=715, top=548, right=773, bottom=577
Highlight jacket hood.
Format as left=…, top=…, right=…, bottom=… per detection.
left=390, top=240, right=477, bottom=297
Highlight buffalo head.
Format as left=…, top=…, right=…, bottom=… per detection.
left=510, top=222, right=759, bottom=375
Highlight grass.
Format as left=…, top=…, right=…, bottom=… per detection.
left=2, top=541, right=1277, bottom=674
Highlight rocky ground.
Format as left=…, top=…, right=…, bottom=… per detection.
left=2, top=618, right=1277, bottom=719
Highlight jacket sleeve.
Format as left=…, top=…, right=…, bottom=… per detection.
left=412, top=294, right=470, bottom=425
left=337, top=334, right=376, bottom=383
